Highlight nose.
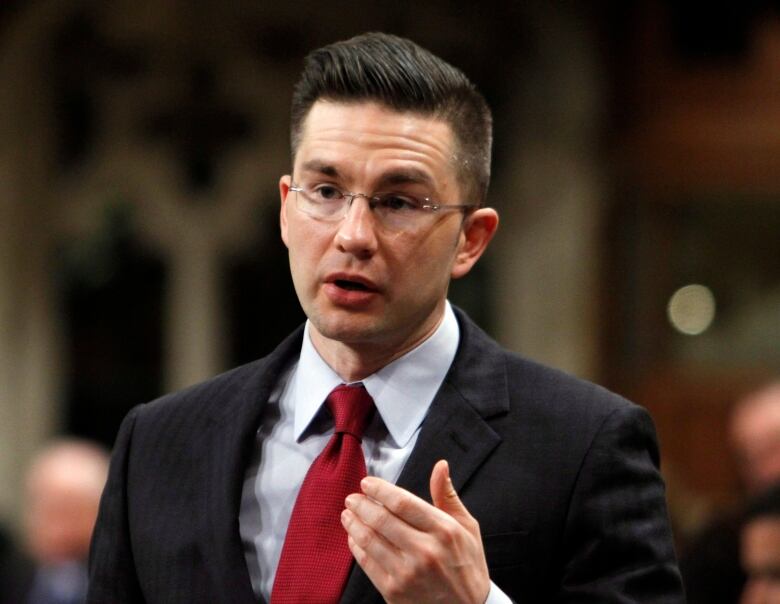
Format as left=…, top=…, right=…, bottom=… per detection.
left=334, top=195, right=379, bottom=258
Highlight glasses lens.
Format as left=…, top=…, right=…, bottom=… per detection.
left=295, top=186, right=345, bottom=220
left=293, top=184, right=444, bottom=233
left=372, top=194, right=427, bottom=232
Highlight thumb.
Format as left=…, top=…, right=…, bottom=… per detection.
left=430, top=459, right=470, bottom=522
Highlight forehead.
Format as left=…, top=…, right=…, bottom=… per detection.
left=295, top=101, right=458, bottom=190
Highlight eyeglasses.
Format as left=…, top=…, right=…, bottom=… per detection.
left=289, top=182, right=476, bottom=233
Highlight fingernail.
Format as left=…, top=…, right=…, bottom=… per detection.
left=360, top=476, right=377, bottom=492
left=345, top=494, right=357, bottom=508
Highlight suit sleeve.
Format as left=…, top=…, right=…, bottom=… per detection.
left=557, top=404, right=685, bottom=603
left=87, top=406, right=145, bottom=603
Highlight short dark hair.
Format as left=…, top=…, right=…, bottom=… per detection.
left=290, top=32, right=492, bottom=205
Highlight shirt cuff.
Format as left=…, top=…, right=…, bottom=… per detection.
left=485, top=580, right=513, bottom=604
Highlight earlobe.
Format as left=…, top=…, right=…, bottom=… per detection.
left=279, top=175, right=291, bottom=247
left=451, top=208, right=499, bottom=280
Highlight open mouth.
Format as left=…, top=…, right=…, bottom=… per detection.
left=335, top=279, right=370, bottom=291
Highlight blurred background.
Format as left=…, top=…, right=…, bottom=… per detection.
left=0, top=0, right=778, bottom=581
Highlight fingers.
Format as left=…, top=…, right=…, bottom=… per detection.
left=343, top=491, right=434, bottom=553
left=429, top=460, right=475, bottom=526
left=341, top=507, right=397, bottom=578
left=358, top=475, right=455, bottom=533
left=343, top=463, right=478, bottom=555
left=342, top=465, right=491, bottom=604
left=345, top=533, right=386, bottom=585
left=429, top=460, right=457, bottom=511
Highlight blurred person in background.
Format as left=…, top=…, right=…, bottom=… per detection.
left=732, top=383, right=780, bottom=496
left=682, top=380, right=780, bottom=603
left=740, top=481, right=780, bottom=604
left=6, top=440, right=110, bottom=604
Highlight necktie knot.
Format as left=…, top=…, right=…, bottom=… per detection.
left=326, top=384, right=374, bottom=439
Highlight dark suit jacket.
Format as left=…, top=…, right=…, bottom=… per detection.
left=88, top=310, right=684, bottom=603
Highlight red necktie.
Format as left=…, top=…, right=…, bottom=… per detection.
left=271, top=384, right=375, bottom=603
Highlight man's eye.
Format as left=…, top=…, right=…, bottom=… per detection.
left=377, top=195, right=420, bottom=211
left=312, top=185, right=343, bottom=201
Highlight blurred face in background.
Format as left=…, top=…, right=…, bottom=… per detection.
left=23, top=443, right=108, bottom=565
left=731, top=386, right=780, bottom=494
left=741, top=516, right=780, bottom=604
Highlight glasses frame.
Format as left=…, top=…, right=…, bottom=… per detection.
left=289, top=183, right=477, bottom=226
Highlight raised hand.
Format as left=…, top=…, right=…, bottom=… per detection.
left=341, top=459, right=490, bottom=604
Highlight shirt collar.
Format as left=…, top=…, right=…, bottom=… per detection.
left=290, top=302, right=460, bottom=447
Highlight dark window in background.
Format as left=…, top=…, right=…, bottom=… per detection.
left=58, top=201, right=165, bottom=448
left=225, top=202, right=306, bottom=367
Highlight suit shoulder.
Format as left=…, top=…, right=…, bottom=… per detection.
left=503, top=349, right=634, bottom=417
left=144, top=358, right=268, bottom=415
left=454, top=306, right=635, bottom=422
left=499, top=349, right=660, bottom=468
left=133, top=324, right=304, bottom=426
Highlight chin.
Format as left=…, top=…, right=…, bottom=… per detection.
left=316, top=320, right=384, bottom=345
left=308, top=308, right=387, bottom=344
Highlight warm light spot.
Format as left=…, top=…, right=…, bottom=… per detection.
left=667, top=284, right=717, bottom=335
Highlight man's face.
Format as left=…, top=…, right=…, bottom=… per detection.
left=280, top=100, right=481, bottom=358
left=24, top=457, right=103, bottom=564
left=731, top=399, right=780, bottom=494
left=741, top=517, right=780, bottom=604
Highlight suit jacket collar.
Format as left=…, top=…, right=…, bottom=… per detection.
left=396, top=307, right=509, bottom=495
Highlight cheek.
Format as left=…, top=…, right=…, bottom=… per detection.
left=396, top=246, right=455, bottom=296
left=286, top=221, right=331, bottom=277
left=286, top=215, right=315, bottom=253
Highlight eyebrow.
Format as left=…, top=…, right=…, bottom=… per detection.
left=376, top=168, right=434, bottom=190
left=298, top=161, right=436, bottom=192
left=299, top=160, right=340, bottom=178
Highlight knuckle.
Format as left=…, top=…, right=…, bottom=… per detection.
left=385, top=566, right=415, bottom=599
left=417, top=543, right=439, bottom=571
left=352, top=544, right=368, bottom=566
left=397, top=564, right=416, bottom=588
left=392, top=493, right=411, bottom=516
left=438, top=522, right=459, bottom=547
left=384, top=579, right=404, bottom=600
left=373, top=506, right=392, bottom=531
left=356, top=527, right=375, bottom=550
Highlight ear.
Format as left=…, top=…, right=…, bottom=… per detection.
left=279, top=175, right=292, bottom=248
left=451, top=208, right=499, bottom=280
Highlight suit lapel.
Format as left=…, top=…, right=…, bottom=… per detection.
left=198, top=327, right=304, bottom=604
left=404, top=308, right=510, bottom=499
left=340, top=310, right=509, bottom=603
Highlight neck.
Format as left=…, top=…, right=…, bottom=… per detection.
left=309, top=310, right=446, bottom=383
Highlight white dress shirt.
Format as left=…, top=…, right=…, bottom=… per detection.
left=239, top=302, right=510, bottom=603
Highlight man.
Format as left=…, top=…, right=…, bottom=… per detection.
left=88, top=33, right=683, bottom=602
left=8, top=440, right=109, bottom=604
left=739, top=482, right=780, bottom=603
